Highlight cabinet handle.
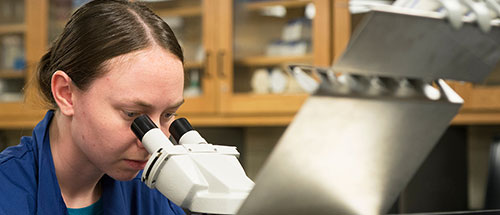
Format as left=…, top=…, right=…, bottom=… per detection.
left=204, top=51, right=213, bottom=79
left=217, top=51, right=225, bottom=78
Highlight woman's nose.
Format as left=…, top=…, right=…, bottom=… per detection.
left=135, top=138, right=145, bottom=149
left=150, top=116, right=161, bottom=128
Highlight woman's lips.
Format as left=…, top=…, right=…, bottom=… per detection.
left=125, top=159, right=148, bottom=170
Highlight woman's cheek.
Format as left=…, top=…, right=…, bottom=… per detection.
left=102, top=121, right=133, bottom=149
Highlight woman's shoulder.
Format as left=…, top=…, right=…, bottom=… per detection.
left=0, top=136, right=36, bottom=164
left=0, top=135, right=38, bottom=185
left=0, top=136, right=38, bottom=214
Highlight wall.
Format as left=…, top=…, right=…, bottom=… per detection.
left=242, top=127, right=284, bottom=179
left=399, top=126, right=468, bottom=213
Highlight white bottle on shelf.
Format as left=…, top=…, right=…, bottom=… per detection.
left=269, top=67, right=288, bottom=94
left=1, top=35, right=23, bottom=70
left=251, top=68, right=270, bottom=94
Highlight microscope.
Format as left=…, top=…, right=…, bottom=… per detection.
left=131, top=115, right=254, bottom=214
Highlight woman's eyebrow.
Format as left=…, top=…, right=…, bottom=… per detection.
left=126, top=98, right=185, bottom=109
left=169, top=99, right=185, bottom=109
left=130, top=100, right=154, bottom=109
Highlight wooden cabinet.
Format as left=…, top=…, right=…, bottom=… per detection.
left=1, top=0, right=500, bottom=128
left=217, top=0, right=326, bottom=115
left=0, top=0, right=47, bottom=129
left=172, top=0, right=348, bottom=126
left=140, top=0, right=345, bottom=126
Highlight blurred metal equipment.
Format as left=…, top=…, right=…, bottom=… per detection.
left=237, top=6, right=500, bottom=215
left=333, top=6, right=500, bottom=83
left=238, top=78, right=462, bottom=215
left=484, top=136, right=500, bottom=209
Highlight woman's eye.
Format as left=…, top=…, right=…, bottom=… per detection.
left=123, top=111, right=139, bottom=118
left=163, top=112, right=178, bottom=120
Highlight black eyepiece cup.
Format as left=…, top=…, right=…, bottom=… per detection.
left=131, top=115, right=158, bottom=141
left=169, top=118, right=193, bottom=143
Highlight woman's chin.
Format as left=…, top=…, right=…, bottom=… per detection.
left=107, top=171, right=140, bottom=181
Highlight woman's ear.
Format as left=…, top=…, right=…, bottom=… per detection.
left=51, top=71, right=75, bottom=116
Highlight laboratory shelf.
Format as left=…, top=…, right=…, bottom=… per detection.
left=221, top=93, right=308, bottom=114
left=179, top=112, right=297, bottom=126
left=245, top=0, right=311, bottom=11
left=0, top=102, right=45, bottom=129
left=184, top=61, right=203, bottom=70
left=452, top=111, right=500, bottom=125
left=0, top=70, right=25, bottom=79
left=235, top=54, right=313, bottom=67
left=0, top=24, right=25, bottom=34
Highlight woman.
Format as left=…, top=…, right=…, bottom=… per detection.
left=0, top=0, right=186, bottom=214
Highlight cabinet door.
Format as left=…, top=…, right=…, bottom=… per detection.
left=216, top=0, right=333, bottom=116
left=0, top=0, right=27, bottom=103
left=0, top=0, right=47, bottom=129
left=144, top=0, right=217, bottom=115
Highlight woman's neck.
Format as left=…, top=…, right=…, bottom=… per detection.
left=49, top=110, right=103, bottom=208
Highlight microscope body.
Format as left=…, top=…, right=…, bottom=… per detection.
left=132, top=117, right=254, bottom=214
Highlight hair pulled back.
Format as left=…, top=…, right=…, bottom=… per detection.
left=36, top=0, right=183, bottom=109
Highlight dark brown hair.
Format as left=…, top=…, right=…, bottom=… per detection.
left=36, top=0, right=183, bottom=109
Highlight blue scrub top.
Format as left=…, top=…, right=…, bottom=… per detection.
left=0, top=110, right=185, bottom=215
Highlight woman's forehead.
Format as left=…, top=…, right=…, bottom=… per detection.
left=90, top=47, right=184, bottom=98
left=105, top=47, right=182, bottom=74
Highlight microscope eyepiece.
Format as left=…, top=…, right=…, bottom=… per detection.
left=169, top=118, right=193, bottom=143
left=131, top=115, right=158, bottom=141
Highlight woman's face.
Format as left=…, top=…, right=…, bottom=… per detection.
left=70, top=47, right=184, bottom=181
